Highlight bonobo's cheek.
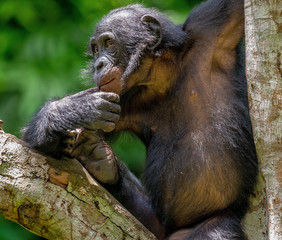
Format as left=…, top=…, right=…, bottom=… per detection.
left=98, top=66, right=124, bottom=95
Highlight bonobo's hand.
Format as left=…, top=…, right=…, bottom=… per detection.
left=21, top=88, right=121, bottom=158
left=55, top=89, right=121, bottom=133
left=64, top=128, right=119, bottom=184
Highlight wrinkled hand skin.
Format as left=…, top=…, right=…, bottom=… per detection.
left=64, top=128, right=119, bottom=184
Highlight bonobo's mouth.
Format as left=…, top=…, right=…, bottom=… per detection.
left=97, top=76, right=122, bottom=95
left=98, top=77, right=116, bottom=90
left=96, top=66, right=124, bottom=95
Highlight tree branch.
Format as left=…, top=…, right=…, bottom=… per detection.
left=0, top=128, right=156, bottom=240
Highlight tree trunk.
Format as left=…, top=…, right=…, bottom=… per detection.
left=0, top=128, right=156, bottom=240
left=244, top=0, right=282, bottom=240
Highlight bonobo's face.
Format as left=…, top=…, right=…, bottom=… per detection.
left=90, top=19, right=125, bottom=95
left=89, top=6, right=163, bottom=96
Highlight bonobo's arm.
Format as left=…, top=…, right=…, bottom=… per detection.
left=184, top=0, right=244, bottom=51
left=22, top=88, right=120, bottom=158
left=66, top=130, right=165, bottom=239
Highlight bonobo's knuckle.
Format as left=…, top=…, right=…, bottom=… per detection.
left=96, top=110, right=107, bottom=122
left=91, top=97, right=103, bottom=109
left=95, top=99, right=109, bottom=110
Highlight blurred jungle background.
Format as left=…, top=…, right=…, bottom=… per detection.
left=0, top=0, right=203, bottom=239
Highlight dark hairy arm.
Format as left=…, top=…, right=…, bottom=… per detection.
left=184, top=0, right=244, bottom=50
left=183, top=0, right=244, bottom=72
left=22, top=88, right=120, bottom=158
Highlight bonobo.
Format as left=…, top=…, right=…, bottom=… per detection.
left=22, top=0, right=258, bottom=239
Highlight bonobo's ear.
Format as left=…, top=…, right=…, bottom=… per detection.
left=141, top=14, right=162, bottom=50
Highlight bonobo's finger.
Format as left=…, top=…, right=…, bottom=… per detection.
left=104, top=123, right=116, bottom=132
left=98, top=111, right=120, bottom=123
left=96, top=100, right=121, bottom=114
left=85, top=120, right=116, bottom=133
left=71, top=87, right=99, bottom=98
left=94, top=91, right=120, bottom=103
left=100, top=121, right=116, bottom=132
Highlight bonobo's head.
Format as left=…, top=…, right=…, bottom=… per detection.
left=88, top=4, right=187, bottom=96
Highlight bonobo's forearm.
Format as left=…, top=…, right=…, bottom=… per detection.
left=22, top=94, right=93, bottom=157
left=22, top=99, right=70, bottom=158
left=103, top=161, right=165, bottom=239
left=22, top=89, right=94, bottom=156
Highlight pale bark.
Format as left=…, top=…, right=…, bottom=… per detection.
left=0, top=129, right=156, bottom=240
left=244, top=0, right=282, bottom=240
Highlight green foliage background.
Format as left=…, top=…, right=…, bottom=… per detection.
left=0, top=0, right=202, bottom=239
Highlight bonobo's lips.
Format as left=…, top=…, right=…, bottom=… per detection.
left=98, top=75, right=119, bottom=93
left=97, top=66, right=123, bottom=95
left=98, top=77, right=116, bottom=89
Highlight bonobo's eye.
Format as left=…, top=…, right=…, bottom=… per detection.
left=105, top=39, right=114, bottom=49
left=92, top=44, right=99, bottom=55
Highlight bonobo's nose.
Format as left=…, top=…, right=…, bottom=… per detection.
left=94, top=57, right=109, bottom=72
